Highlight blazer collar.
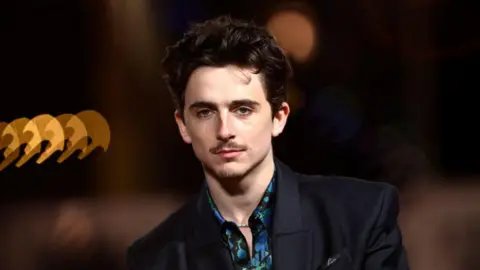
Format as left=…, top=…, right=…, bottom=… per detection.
left=271, top=157, right=304, bottom=234
left=190, top=186, right=223, bottom=248
left=186, top=186, right=234, bottom=270
left=271, top=158, right=314, bottom=270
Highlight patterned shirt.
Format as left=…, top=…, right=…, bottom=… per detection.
left=206, top=176, right=276, bottom=270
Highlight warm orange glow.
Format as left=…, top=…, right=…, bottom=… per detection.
left=267, top=9, right=317, bottom=63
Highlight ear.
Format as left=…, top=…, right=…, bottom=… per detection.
left=272, top=102, right=290, bottom=137
left=174, top=110, right=192, bottom=144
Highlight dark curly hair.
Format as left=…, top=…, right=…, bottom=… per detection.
left=161, top=15, right=292, bottom=118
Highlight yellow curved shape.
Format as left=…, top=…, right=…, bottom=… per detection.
left=56, top=114, right=88, bottom=163
left=75, top=110, right=110, bottom=160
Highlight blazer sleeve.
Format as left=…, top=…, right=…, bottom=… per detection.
left=363, top=185, right=410, bottom=270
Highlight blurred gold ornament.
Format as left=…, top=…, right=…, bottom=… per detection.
left=0, top=110, right=110, bottom=172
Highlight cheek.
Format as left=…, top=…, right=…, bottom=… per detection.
left=190, top=121, right=211, bottom=139
left=186, top=117, right=213, bottom=137
left=186, top=122, right=212, bottom=148
left=238, top=117, right=273, bottom=145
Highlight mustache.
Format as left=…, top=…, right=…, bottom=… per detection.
left=209, top=142, right=248, bottom=154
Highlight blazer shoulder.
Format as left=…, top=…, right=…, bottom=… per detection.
left=299, top=174, right=398, bottom=202
left=126, top=200, right=193, bottom=267
left=297, top=174, right=399, bottom=224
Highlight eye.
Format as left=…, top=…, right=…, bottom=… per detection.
left=234, top=106, right=253, bottom=116
left=197, top=109, right=214, bottom=118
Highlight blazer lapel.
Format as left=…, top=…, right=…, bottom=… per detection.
left=272, top=158, right=318, bottom=270
left=189, top=242, right=234, bottom=270
left=186, top=189, right=234, bottom=270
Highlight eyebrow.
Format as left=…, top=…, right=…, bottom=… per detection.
left=188, top=99, right=260, bottom=110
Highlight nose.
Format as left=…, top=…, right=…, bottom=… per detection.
left=215, top=114, right=235, bottom=141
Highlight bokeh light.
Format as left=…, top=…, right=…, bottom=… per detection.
left=266, top=7, right=318, bottom=63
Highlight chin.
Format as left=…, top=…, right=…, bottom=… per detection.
left=216, top=162, right=248, bottom=178
left=205, top=161, right=249, bottom=180
left=215, top=169, right=246, bottom=179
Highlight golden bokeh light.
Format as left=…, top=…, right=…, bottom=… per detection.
left=267, top=8, right=318, bottom=63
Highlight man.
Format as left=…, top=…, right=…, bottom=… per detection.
left=126, top=16, right=409, bottom=270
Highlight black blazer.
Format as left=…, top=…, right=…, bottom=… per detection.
left=126, top=159, right=409, bottom=270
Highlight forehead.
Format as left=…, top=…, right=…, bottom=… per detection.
left=184, top=66, right=267, bottom=105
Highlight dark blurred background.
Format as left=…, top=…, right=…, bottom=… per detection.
left=2, top=0, right=479, bottom=269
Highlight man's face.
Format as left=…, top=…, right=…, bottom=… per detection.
left=175, top=66, right=289, bottom=180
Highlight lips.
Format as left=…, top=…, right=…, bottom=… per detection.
left=217, top=148, right=241, bottom=153
left=215, top=149, right=244, bottom=159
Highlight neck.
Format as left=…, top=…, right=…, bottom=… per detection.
left=205, top=151, right=275, bottom=225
